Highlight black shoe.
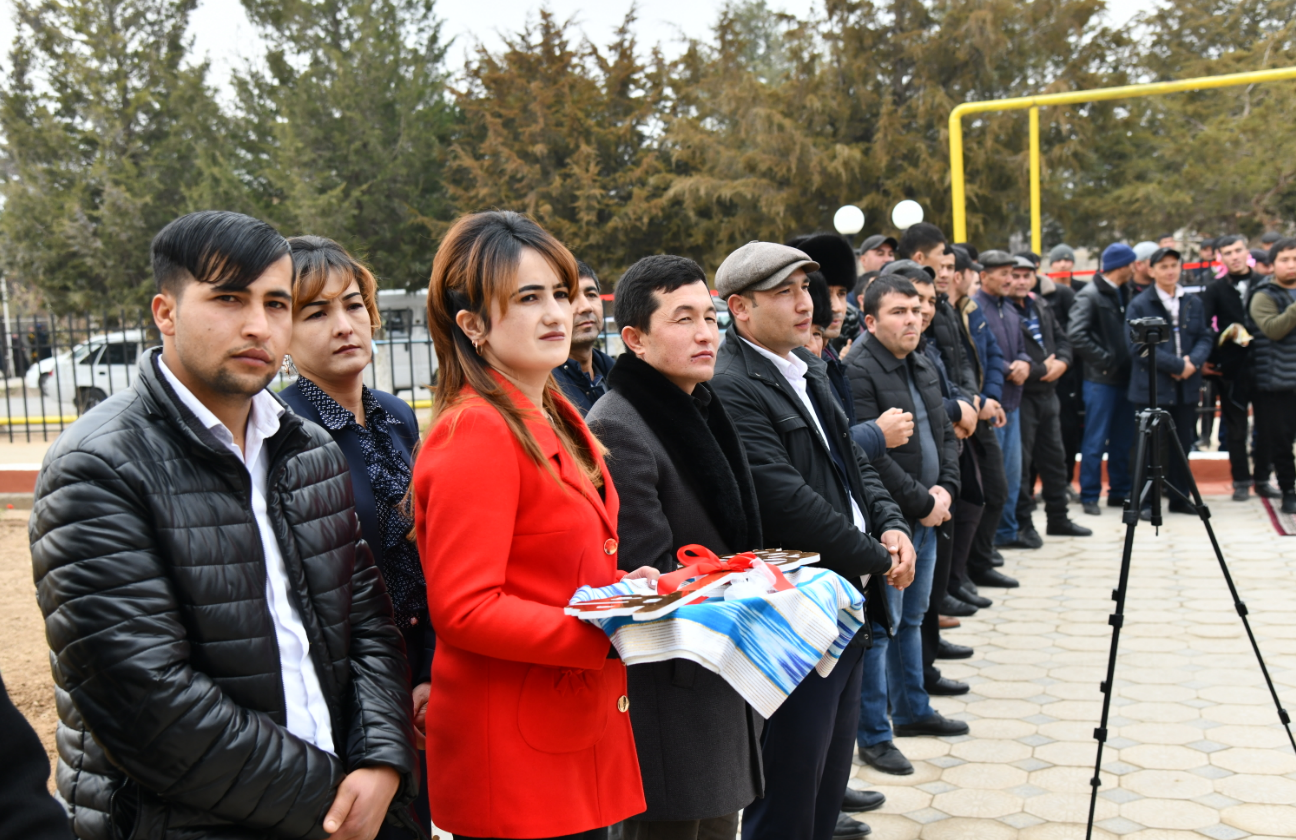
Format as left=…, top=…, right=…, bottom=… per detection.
left=990, top=547, right=1005, bottom=567
left=1255, top=481, right=1282, bottom=499
left=970, top=568, right=1019, bottom=588
left=842, top=787, right=886, bottom=813
left=1066, top=485, right=1081, bottom=503
left=1108, top=495, right=1127, bottom=508
left=1082, top=501, right=1101, bottom=516
left=954, top=584, right=992, bottom=608
left=1283, top=493, right=1296, bottom=515
left=1139, top=507, right=1153, bottom=521
left=925, top=675, right=970, bottom=695
left=859, top=740, right=913, bottom=775
left=940, top=593, right=977, bottom=616
left=1047, top=518, right=1093, bottom=537
left=894, top=711, right=971, bottom=737
left=1233, top=483, right=1250, bottom=502
left=834, top=812, right=872, bottom=838
left=1016, top=526, right=1044, bottom=548
left=935, top=639, right=974, bottom=659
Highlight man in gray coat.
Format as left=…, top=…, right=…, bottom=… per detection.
left=588, top=255, right=772, bottom=840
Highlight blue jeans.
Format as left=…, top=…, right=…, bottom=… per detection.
left=994, top=408, right=1022, bottom=543
left=857, top=525, right=937, bottom=748
left=1080, top=381, right=1134, bottom=503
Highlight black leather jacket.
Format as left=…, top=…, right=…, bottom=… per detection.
left=30, top=349, right=416, bottom=840
left=1067, top=273, right=1132, bottom=386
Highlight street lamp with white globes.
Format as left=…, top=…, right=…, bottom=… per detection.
left=833, top=205, right=865, bottom=237
left=891, top=200, right=924, bottom=231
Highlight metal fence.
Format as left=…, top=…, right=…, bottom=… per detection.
left=0, top=309, right=444, bottom=442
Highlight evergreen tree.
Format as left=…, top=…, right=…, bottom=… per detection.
left=0, top=0, right=229, bottom=310
left=238, top=0, right=455, bottom=289
left=447, top=10, right=676, bottom=281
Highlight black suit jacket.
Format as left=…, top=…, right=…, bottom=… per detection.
left=711, top=333, right=908, bottom=640
left=280, top=382, right=435, bottom=684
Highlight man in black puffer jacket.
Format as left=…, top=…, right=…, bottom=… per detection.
left=30, top=211, right=417, bottom=840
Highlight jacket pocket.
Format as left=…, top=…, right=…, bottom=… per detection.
left=111, top=782, right=168, bottom=840
left=517, top=664, right=610, bottom=754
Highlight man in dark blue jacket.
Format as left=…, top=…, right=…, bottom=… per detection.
left=948, top=250, right=1016, bottom=590
left=553, top=261, right=615, bottom=415
left=974, top=251, right=1035, bottom=553
left=1127, top=247, right=1213, bottom=516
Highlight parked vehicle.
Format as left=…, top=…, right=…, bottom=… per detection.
left=24, top=329, right=151, bottom=412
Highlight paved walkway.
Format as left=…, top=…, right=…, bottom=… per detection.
left=850, top=495, right=1296, bottom=839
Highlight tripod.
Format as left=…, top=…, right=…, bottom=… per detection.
left=1084, top=321, right=1296, bottom=839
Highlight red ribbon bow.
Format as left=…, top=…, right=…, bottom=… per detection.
left=657, top=545, right=794, bottom=595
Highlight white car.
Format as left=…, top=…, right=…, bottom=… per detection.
left=25, top=329, right=151, bottom=413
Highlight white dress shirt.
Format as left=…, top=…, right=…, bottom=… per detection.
left=740, top=338, right=868, bottom=534
left=1155, top=284, right=1185, bottom=356
left=159, top=358, right=336, bottom=755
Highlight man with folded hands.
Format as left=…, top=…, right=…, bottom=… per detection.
left=587, top=255, right=766, bottom=840
left=709, top=241, right=915, bottom=840
left=844, top=273, right=970, bottom=777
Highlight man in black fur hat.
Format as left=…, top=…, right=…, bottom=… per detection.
left=588, top=255, right=784, bottom=840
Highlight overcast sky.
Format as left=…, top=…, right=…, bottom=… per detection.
left=0, top=0, right=1158, bottom=97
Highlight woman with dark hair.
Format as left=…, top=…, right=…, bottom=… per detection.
left=277, top=236, right=431, bottom=839
left=414, top=211, right=654, bottom=840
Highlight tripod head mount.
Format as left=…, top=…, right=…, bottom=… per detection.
left=1129, top=316, right=1169, bottom=408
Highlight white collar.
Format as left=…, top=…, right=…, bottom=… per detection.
left=740, top=336, right=808, bottom=381
left=158, top=356, right=284, bottom=446
left=1155, top=284, right=1184, bottom=304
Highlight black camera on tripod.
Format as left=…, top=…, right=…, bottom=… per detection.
left=1129, top=316, right=1169, bottom=346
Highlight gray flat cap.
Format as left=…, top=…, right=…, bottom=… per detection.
left=978, top=249, right=1016, bottom=269
left=716, top=241, right=819, bottom=298
left=1013, top=255, right=1037, bottom=270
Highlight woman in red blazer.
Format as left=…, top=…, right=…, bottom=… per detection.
left=414, top=211, right=655, bottom=840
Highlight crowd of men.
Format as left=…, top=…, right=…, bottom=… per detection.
left=556, top=222, right=1296, bottom=840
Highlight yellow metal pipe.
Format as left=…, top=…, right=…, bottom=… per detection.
left=1029, top=107, right=1041, bottom=255
left=949, top=65, right=1296, bottom=243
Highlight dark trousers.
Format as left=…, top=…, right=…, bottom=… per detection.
left=1198, top=379, right=1218, bottom=444
left=1217, top=379, right=1252, bottom=483
left=922, top=518, right=955, bottom=684
left=1058, top=377, right=1084, bottom=484
left=741, top=644, right=864, bottom=840
left=949, top=498, right=985, bottom=594
left=1131, top=403, right=1197, bottom=506
left=622, top=814, right=739, bottom=840
left=1253, top=390, right=1296, bottom=492
left=1017, top=390, right=1071, bottom=529
left=968, top=420, right=1008, bottom=576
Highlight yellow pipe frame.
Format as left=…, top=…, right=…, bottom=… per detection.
left=948, top=66, right=1296, bottom=245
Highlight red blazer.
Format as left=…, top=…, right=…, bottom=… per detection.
left=414, top=382, right=645, bottom=838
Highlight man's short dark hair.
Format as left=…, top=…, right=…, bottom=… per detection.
left=576, top=260, right=599, bottom=285
left=853, top=270, right=880, bottom=305
left=151, top=210, right=292, bottom=295
left=1269, top=238, right=1296, bottom=264
left=1215, top=234, right=1246, bottom=251
left=807, top=271, right=833, bottom=329
left=896, top=223, right=947, bottom=260
left=614, top=255, right=708, bottom=333
left=1156, top=233, right=1174, bottom=242
left=955, top=242, right=979, bottom=261
left=864, top=274, right=919, bottom=318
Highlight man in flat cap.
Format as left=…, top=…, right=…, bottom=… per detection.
left=710, top=241, right=915, bottom=840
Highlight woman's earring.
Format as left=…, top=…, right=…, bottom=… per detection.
left=472, top=339, right=483, bottom=356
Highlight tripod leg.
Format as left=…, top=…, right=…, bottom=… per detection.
left=1086, top=411, right=1155, bottom=840
left=1162, top=413, right=1296, bottom=753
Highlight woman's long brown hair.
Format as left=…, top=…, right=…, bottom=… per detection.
left=427, top=210, right=603, bottom=487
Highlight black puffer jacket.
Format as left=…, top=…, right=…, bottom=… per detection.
left=1067, top=273, right=1132, bottom=386
left=30, top=349, right=417, bottom=840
